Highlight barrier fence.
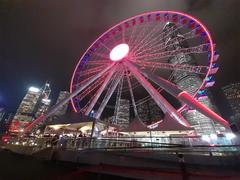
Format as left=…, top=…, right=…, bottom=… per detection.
left=5, top=135, right=240, bottom=156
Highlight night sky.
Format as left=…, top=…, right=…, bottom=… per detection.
left=0, top=0, right=239, bottom=117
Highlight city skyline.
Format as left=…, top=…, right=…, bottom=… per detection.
left=0, top=3, right=240, bottom=179
left=0, top=1, right=239, bottom=117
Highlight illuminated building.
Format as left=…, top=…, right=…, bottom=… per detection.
left=35, top=98, right=51, bottom=118
left=112, top=99, right=130, bottom=129
left=163, top=22, right=219, bottom=135
left=0, top=108, right=5, bottom=123
left=222, top=83, right=240, bottom=132
left=10, top=83, right=51, bottom=133
left=0, top=108, right=6, bottom=133
left=137, top=99, right=163, bottom=125
left=35, top=83, right=51, bottom=118
left=51, top=91, right=70, bottom=118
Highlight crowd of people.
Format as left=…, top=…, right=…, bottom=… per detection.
left=46, top=131, right=91, bottom=149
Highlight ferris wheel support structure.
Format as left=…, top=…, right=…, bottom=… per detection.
left=123, top=61, right=190, bottom=127
left=125, top=60, right=229, bottom=127
left=24, top=63, right=115, bottom=132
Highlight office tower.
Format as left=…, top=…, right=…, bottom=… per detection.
left=163, top=22, right=218, bottom=135
left=0, top=108, right=5, bottom=123
left=113, top=99, right=130, bottom=129
left=35, top=83, right=51, bottom=118
left=10, top=83, right=51, bottom=133
left=222, top=83, right=240, bottom=131
left=52, top=91, right=70, bottom=117
left=137, top=99, right=163, bottom=125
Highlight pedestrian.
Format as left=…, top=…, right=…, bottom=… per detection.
left=177, top=153, right=188, bottom=180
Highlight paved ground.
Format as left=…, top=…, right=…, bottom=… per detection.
left=1, top=147, right=240, bottom=180
left=0, top=149, right=134, bottom=180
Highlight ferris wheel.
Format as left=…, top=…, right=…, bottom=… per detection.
left=25, top=11, right=229, bottom=133
left=69, top=11, right=228, bottom=128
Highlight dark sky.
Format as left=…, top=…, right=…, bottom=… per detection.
left=0, top=0, right=240, bottom=116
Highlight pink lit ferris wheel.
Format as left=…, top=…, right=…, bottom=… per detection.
left=69, top=11, right=228, bottom=128
left=25, top=11, right=230, bottom=133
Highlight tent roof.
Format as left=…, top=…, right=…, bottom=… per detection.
left=152, top=113, right=194, bottom=131
left=46, top=112, right=95, bottom=125
left=121, top=117, right=150, bottom=132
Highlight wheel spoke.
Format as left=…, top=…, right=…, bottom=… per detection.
left=135, top=26, right=199, bottom=56
left=78, top=65, right=108, bottom=78
left=124, top=60, right=190, bottom=127
left=131, top=24, right=184, bottom=55
left=136, top=61, right=209, bottom=74
left=126, top=69, right=139, bottom=117
left=75, top=75, right=106, bottom=101
left=129, top=22, right=153, bottom=53
left=112, top=74, right=124, bottom=124
left=25, top=63, right=116, bottom=131
left=94, top=67, right=124, bottom=119
left=87, top=60, right=111, bottom=66
left=133, top=43, right=210, bottom=61
left=85, top=66, right=117, bottom=116
left=129, top=22, right=162, bottom=54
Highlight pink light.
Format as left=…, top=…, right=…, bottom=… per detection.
left=178, top=91, right=229, bottom=127
left=110, top=44, right=129, bottom=61
left=70, top=11, right=215, bottom=113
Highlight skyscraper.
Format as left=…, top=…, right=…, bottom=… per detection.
left=137, top=99, right=163, bottom=125
left=35, top=83, right=51, bottom=118
left=0, top=108, right=5, bottom=123
left=163, top=22, right=218, bottom=135
left=112, top=99, right=130, bottom=129
left=52, top=91, right=70, bottom=117
left=222, top=83, right=240, bottom=131
left=0, top=108, right=6, bottom=133
left=9, top=83, right=51, bottom=133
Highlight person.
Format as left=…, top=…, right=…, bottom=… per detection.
left=51, top=135, right=59, bottom=147
left=78, top=131, right=83, bottom=138
left=82, top=134, right=87, bottom=148
left=177, top=153, right=188, bottom=180
left=76, top=132, right=83, bottom=149
left=58, top=135, right=67, bottom=149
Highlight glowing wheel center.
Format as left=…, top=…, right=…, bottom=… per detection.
left=110, top=43, right=129, bottom=61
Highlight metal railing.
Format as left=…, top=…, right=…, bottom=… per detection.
left=5, top=136, right=240, bottom=156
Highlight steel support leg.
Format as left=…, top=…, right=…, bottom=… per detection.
left=85, top=66, right=116, bottom=116
left=24, top=63, right=115, bottom=132
left=124, top=61, right=190, bottom=127
left=127, top=61, right=229, bottom=127
left=126, top=73, right=139, bottom=118
left=94, top=71, right=124, bottom=120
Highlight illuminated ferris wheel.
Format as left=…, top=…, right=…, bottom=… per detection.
left=69, top=11, right=228, bottom=128
left=24, top=11, right=230, bottom=133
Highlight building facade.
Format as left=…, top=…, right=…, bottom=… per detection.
left=35, top=83, right=51, bottom=118
left=222, top=83, right=240, bottom=132
left=52, top=91, right=70, bottom=117
left=163, top=22, right=219, bottom=135
left=0, top=108, right=5, bottom=123
left=9, top=83, right=51, bottom=133
left=137, top=99, right=163, bottom=125
left=112, top=99, right=130, bottom=129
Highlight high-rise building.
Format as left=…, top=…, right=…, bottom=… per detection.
left=1, top=113, right=14, bottom=133
left=137, top=99, right=163, bottom=125
left=163, top=22, right=219, bottom=135
left=52, top=91, right=70, bottom=117
left=0, top=108, right=5, bottom=123
left=0, top=108, right=6, bottom=133
left=35, top=98, right=51, bottom=118
left=222, top=83, right=240, bottom=131
left=112, top=99, right=130, bottom=129
left=9, top=83, right=51, bottom=133
left=35, top=83, right=51, bottom=118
